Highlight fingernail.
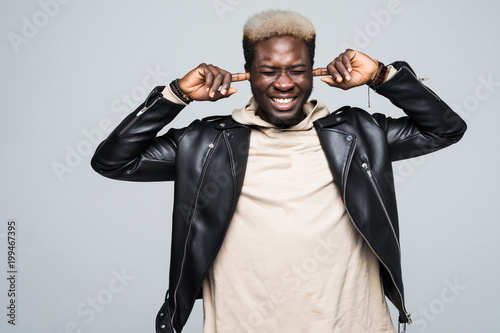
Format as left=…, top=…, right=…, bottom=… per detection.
left=210, top=91, right=215, bottom=98
left=221, top=88, right=227, bottom=95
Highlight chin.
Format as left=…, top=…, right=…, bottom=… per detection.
left=267, top=111, right=304, bottom=128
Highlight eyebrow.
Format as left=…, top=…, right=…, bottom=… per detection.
left=258, top=64, right=309, bottom=70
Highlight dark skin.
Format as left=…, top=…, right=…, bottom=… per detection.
left=177, top=37, right=385, bottom=127
left=245, top=36, right=313, bottom=127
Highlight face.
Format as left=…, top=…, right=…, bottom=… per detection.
left=246, top=36, right=313, bottom=128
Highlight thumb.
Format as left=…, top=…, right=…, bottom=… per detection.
left=320, top=76, right=338, bottom=87
left=210, top=87, right=239, bottom=101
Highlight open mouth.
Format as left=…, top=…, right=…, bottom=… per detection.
left=270, top=97, right=297, bottom=111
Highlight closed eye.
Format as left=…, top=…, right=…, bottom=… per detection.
left=260, top=71, right=278, bottom=76
left=260, top=70, right=307, bottom=76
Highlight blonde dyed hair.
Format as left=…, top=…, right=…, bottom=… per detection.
left=242, top=10, right=316, bottom=67
left=243, top=10, right=316, bottom=43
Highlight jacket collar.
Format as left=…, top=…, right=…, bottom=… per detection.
left=313, top=106, right=350, bottom=129
left=205, top=116, right=249, bottom=130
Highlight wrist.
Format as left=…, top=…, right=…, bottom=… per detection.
left=162, top=85, right=188, bottom=105
left=170, top=79, right=193, bottom=104
left=368, top=59, right=379, bottom=82
left=367, top=61, right=388, bottom=89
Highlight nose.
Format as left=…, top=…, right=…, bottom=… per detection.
left=273, top=72, right=294, bottom=91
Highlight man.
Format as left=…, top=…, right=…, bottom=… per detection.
left=91, top=10, right=466, bottom=333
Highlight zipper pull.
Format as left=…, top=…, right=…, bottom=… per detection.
left=136, top=97, right=161, bottom=117
left=361, top=162, right=373, bottom=178
left=136, top=106, right=148, bottom=116
left=398, top=313, right=411, bottom=332
left=368, top=86, right=371, bottom=108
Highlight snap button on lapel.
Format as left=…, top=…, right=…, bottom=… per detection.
left=219, top=123, right=226, bottom=127
left=335, top=117, right=342, bottom=122
left=227, top=133, right=233, bottom=139
left=346, top=135, right=353, bottom=141
left=208, top=143, right=214, bottom=148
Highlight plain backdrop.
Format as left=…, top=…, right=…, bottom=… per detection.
left=1, top=0, right=498, bottom=332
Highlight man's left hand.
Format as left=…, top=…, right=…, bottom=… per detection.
left=316, top=49, right=378, bottom=90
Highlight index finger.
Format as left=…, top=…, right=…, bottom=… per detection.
left=312, top=68, right=329, bottom=77
left=231, top=72, right=250, bottom=82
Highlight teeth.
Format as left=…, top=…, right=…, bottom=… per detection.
left=272, top=97, right=294, bottom=104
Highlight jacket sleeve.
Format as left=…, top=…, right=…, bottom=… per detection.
left=91, top=86, right=186, bottom=181
left=370, top=61, right=467, bottom=161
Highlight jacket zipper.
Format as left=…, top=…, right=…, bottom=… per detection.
left=342, top=140, right=411, bottom=324
left=118, top=96, right=161, bottom=136
left=406, top=67, right=441, bottom=101
left=360, top=161, right=411, bottom=323
left=361, top=162, right=400, bottom=249
left=170, top=132, right=223, bottom=327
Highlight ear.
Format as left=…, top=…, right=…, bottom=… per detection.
left=244, top=64, right=250, bottom=73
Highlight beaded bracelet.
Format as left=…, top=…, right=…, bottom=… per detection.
left=170, top=78, right=193, bottom=104
left=368, top=61, right=388, bottom=89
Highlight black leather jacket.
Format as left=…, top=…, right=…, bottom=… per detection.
left=91, top=62, right=466, bottom=332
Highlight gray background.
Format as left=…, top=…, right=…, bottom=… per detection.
left=1, top=0, right=498, bottom=332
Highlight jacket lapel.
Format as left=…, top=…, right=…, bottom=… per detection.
left=214, top=117, right=251, bottom=207
left=314, top=111, right=356, bottom=194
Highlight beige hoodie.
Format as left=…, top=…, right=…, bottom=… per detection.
left=202, top=99, right=395, bottom=333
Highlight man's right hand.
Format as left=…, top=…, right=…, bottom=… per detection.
left=178, top=63, right=238, bottom=102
